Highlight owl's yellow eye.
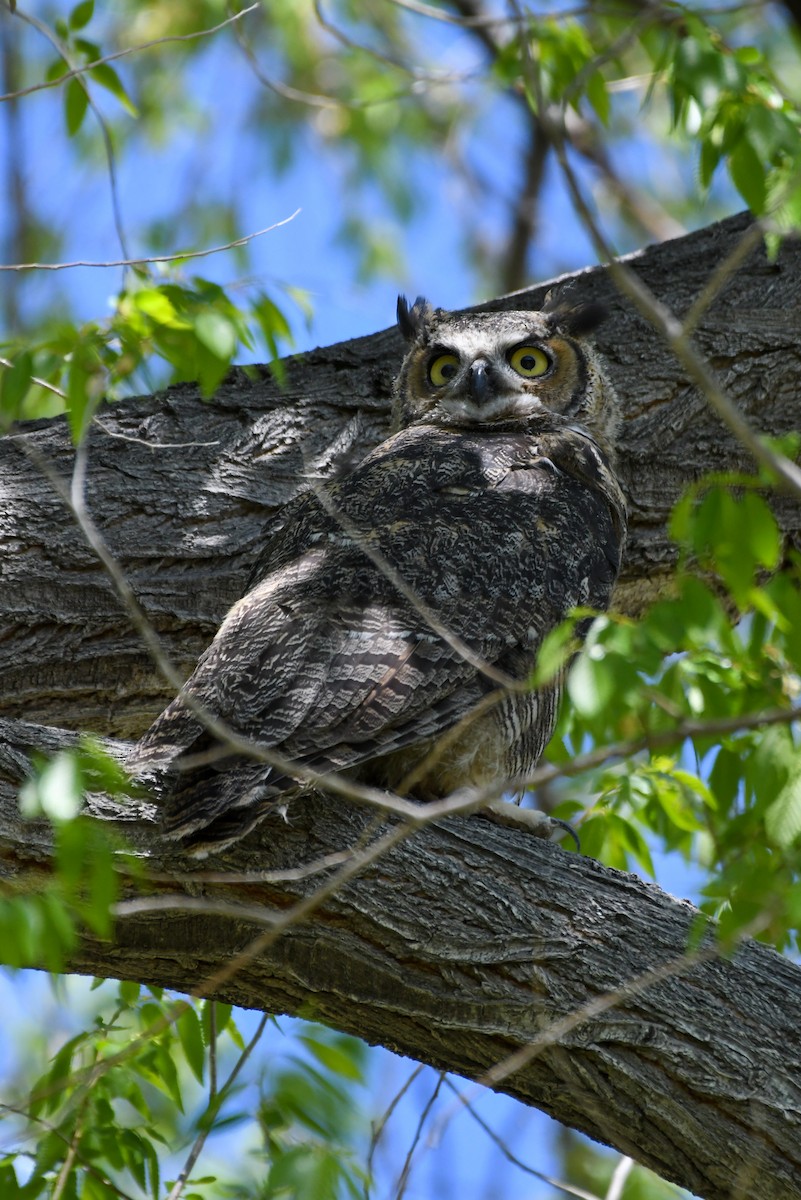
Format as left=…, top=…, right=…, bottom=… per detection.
left=508, top=345, right=551, bottom=378
left=428, top=353, right=460, bottom=387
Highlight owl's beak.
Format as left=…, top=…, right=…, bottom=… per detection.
left=468, top=359, right=491, bottom=405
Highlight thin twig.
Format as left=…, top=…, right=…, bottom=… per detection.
left=394, top=1071, right=444, bottom=1200
left=0, top=1104, right=139, bottom=1200
left=436, top=908, right=772, bottom=1144
left=144, top=847, right=356, bottom=885
left=605, top=1155, right=634, bottom=1200
left=91, top=417, right=221, bottom=450
left=230, top=4, right=466, bottom=111
left=0, top=357, right=66, bottom=399
left=303, top=456, right=521, bottom=690
left=478, top=912, right=771, bottom=1091
left=11, top=7, right=132, bottom=261
left=681, top=221, right=765, bottom=335
left=0, top=5, right=260, bottom=103
left=164, top=1009, right=268, bottom=1200
left=441, top=1077, right=601, bottom=1200
left=311, top=0, right=461, bottom=81
left=0, top=212, right=300, bottom=271
left=365, top=1064, right=426, bottom=1199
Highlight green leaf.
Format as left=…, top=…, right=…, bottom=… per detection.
left=133, top=289, right=189, bottom=329
left=585, top=71, right=610, bottom=125
left=193, top=310, right=237, bottom=360
left=65, top=79, right=88, bottom=137
left=77, top=736, right=130, bottom=796
left=741, top=491, right=780, bottom=570
left=567, top=651, right=614, bottom=718
left=69, top=0, right=94, bottom=29
left=679, top=576, right=728, bottom=648
left=19, top=751, right=83, bottom=821
left=67, top=353, right=101, bottom=444
left=0, top=1161, right=21, bottom=1197
left=766, top=768, right=801, bottom=847
left=38, top=891, right=78, bottom=966
left=84, top=837, right=118, bottom=938
left=178, top=1007, right=206, bottom=1084
left=253, top=293, right=293, bottom=359
left=728, top=137, right=767, bottom=214
left=299, top=1035, right=365, bottom=1084
left=708, top=746, right=742, bottom=810
left=699, top=135, right=722, bottom=190
left=0, top=351, right=33, bottom=425
left=607, top=813, right=656, bottom=877
left=531, top=619, right=578, bottom=685
left=119, top=980, right=141, bottom=1006
left=89, top=63, right=138, bottom=116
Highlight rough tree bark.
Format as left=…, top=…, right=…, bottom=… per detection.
left=1, top=211, right=801, bottom=1200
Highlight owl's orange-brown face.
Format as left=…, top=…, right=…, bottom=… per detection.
left=392, top=298, right=619, bottom=455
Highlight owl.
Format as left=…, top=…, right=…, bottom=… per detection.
left=128, top=296, right=627, bottom=853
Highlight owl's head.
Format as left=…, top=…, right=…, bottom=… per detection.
left=392, top=295, right=620, bottom=456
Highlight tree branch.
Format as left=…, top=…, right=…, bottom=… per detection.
left=2, top=211, right=800, bottom=736
left=1, top=719, right=799, bottom=1200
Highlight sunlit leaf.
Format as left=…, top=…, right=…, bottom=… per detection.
left=193, top=310, right=237, bottom=360
left=19, top=751, right=83, bottom=822
left=766, top=769, right=801, bottom=848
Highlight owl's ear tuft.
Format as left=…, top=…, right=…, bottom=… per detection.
left=397, top=294, right=433, bottom=342
left=543, top=290, right=608, bottom=338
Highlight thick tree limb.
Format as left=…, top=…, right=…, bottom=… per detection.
left=1, top=719, right=800, bottom=1200
left=2, top=211, right=800, bottom=736
left=2, top=211, right=801, bottom=1199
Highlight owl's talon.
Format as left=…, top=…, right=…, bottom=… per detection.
left=548, top=817, right=581, bottom=852
left=479, top=798, right=579, bottom=849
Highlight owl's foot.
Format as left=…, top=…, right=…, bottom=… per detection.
left=480, top=799, right=580, bottom=851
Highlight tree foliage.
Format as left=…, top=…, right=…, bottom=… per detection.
left=1, top=2, right=801, bottom=1198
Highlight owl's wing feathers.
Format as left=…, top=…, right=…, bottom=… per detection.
left=130, top=422, right=625, bottom=841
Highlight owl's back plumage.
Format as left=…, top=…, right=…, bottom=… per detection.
left=129, top=297, right=627, bottom=851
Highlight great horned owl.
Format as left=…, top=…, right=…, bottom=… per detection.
left=128, top=296, right=627, bottom=852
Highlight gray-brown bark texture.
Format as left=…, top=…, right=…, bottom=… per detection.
left=2, top=211, right=801, bottom=1199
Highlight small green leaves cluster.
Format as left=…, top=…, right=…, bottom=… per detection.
left=548, top=473, right=801, bottom=949
left=495, top=8, right=801, bottom=240
left=256, top=1027, right=368, bottom=1200
left=663, top=16, right=801, bottom=230
left=0, top=985, right=249, bottom=1199
left=1, top=740, right=129, bottom=971
left=48, top=0, right=138, bottom=138
left=495, top=15, right=610, bottom=124
left=0, top=991, right=368, bottom=1200
left=0, top=277, right=295, bottom=441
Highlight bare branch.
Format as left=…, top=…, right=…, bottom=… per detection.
left=441, top=1077, right=602, bottom=1200
left=10, top=6, right=132, bottom=261
left=0, top=4, right=260, bottom=103
left=0, top=212, right=300, bottom=272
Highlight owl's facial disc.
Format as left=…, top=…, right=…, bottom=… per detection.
left=425, top=340, right=556, bottom=424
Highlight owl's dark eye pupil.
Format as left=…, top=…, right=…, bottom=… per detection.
left=441, top=363, right=457, bottom=378
left=520, top=355, right=537, bottom=371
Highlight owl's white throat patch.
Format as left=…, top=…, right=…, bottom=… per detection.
left=440, top=391, right=546, bottom=425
